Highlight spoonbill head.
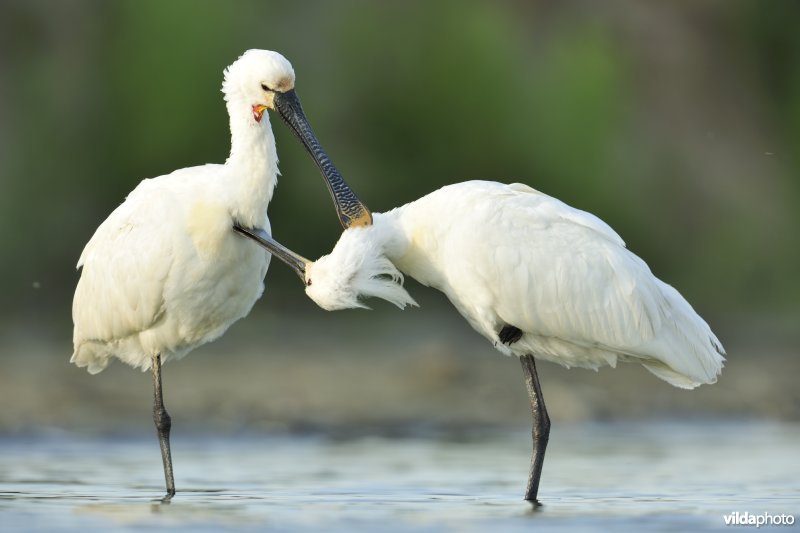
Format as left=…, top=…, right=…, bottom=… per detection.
left=222, top=49, right=296, bottom=112
left=235, top=224, right=416, bottom=311
left=246, top=180, right=726, bottom=505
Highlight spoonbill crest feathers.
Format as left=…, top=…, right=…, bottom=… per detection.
left=222, top=49, right=295, bottom=101
left=306, top=224, right=418, bottom=311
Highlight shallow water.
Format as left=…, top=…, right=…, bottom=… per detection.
left=1, top=422, right=797, bottom=532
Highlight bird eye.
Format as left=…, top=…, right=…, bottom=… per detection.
left=306, top=278, right=312, bottom=287
left=260, top=83, right=271, bottom=92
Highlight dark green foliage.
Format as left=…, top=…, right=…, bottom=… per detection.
left=1, top=0, right=798, bottom=318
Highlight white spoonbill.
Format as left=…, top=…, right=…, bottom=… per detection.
left=71, top=49, right=369, bottom=501
left=239, top=179, right=726, bottom=505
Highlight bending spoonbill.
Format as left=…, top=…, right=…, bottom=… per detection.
left=238, top=180, right=726, bottom=504
left=71, top=49, right=368, bottom=501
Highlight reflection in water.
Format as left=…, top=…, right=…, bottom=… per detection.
left=1, top=421, right=798, bottom=532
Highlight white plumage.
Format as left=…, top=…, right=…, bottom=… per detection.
left=69, top=50, right=343, bottom=501
left=72, top=168, right=270, bottom=374
left=306, top=180, right=725, bottom=388
left=305, top=225, right=417, bottom=312
left=276, top=179, right=725, bottom=503
left=71, top=50, right=292, bottom=374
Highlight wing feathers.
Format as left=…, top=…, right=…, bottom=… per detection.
left=412, top=181, right=724, bottom=386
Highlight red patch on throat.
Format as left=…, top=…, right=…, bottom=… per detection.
left=252, top=104, right=267, bottom=123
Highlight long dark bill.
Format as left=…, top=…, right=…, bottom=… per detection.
left=273, top=89, right=372, bottom=228
left=233, top=226, right=309, bottom=282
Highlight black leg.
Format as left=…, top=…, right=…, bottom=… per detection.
left=520, top=354, right=550, bottom=505
left=152, top=353, right=176, bottom=502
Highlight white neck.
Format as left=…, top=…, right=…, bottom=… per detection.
left=370, top=211, right=408, bottom=260
left=376, top=205, right=443, bottom=289
left=224, top=100, right=279, bottom=229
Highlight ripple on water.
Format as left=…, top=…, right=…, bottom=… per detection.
left=0, top=421, right=798, bottom=532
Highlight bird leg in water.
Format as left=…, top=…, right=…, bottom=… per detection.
left=152, top=353, right=176, bottom=502
left=520, top=354, right=550, bottom=505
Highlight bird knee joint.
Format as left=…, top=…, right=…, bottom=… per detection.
left=154, top=408, right=172, bottom=432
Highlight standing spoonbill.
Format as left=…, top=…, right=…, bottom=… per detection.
left=238, top=179, right=726, bottom=505
left=71, top=49, right=368, bottom=501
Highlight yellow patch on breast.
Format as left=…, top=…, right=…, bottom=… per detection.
left=186, top=201, right=232, bottom=258
left=408, top=225, right=429, bottom=254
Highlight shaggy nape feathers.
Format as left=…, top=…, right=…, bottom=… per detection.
left=305, top=226, right=417, bottom=311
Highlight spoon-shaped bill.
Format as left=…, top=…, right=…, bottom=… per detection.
left=273, top=89, right=372, bottom=228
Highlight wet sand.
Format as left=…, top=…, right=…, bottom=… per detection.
left=0, top=307, right=798, bottom=435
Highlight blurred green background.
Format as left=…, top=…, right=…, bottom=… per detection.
left=1, top=0, right=798, bottom=434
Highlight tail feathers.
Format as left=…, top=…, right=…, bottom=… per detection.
left=639, top=331, right=725, bottom=389
left=642, top=361, right=708, bottom=389
left=639, top=280, right=726, bottom=388
left=71, top=343, right=110, bottom=374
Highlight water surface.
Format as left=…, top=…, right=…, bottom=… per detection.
left=1, top=421, right=797, bottom=532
